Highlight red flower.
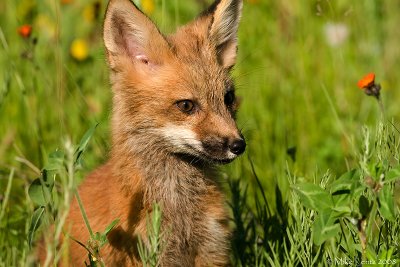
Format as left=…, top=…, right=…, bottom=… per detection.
left=357, top=73, right=375, bottom=89
left=18, top=25, right=32, bottom=38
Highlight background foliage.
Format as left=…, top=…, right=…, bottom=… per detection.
left=0, top=0, right=399, bottom=266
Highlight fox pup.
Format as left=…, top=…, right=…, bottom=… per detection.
left=66, top=0, right=245, bottom=265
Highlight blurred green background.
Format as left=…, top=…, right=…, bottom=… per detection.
left=1, top=0, right=400, bottom=262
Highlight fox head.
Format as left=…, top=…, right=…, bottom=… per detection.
left=104, top=0, right=245, bottom=164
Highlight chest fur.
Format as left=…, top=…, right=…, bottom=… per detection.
left=139, top=171, right=230, bottom=265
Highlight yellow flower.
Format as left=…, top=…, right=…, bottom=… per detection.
left=70, top=39, right=89, bottom=61
left=83, top=4, right=95, bottom=22
left=142, top=0, right=155, bottom=15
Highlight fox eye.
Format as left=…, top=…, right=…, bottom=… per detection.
left=224, top=91, right=235, bottom=106
left=176, top=100, right=195, bottom=114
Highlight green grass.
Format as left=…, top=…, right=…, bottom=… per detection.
left=1, top=0, right=399, bottom=266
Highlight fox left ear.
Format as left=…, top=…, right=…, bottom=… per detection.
left=207, top=0, right=243, bottom=69
left=103, top=0, right=169, bottom=70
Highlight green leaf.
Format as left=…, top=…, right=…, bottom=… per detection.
left=28, top=206, right=45, bottom=248
left=28, top=178, right=51, bottom=206
left=329, top=169, right=365, bottom=215
left=378, top=247, right=394, bottom=261
left=312, top=208, right=341, bottom=245
left=292, top=183, right=333, bottom=211
left=365, top=247, right=377, bottom=262
left=94, top=219, right=120, bottom=248
left=45, top=150, right=65, bottom=172
left=331, top=190, right=351, bottom=209
left=103, top=219, right=120, bottom=236
left=331, top=205, right=352, bottom=216
left=378, top=185, right=395, bottom=221
left=352, top=184, right=366, bottom=201
left=329, top=169, right=360, bottom=194
left=385, top=166, right=400, bottom=182
left=75, top=123, right=98, bottom=165
left=94, top=232, right=102, bottom=241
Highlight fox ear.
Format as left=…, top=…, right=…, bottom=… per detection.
left=207, top=0, right=243, bottom=69
left=103, top=0, right=168, bottom=68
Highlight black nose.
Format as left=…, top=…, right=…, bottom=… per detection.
left=229, top=138, right=246, bottom=155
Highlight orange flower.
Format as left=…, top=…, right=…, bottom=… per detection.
left=357, top=73, right=375, bottom=89
left=18, top=24, right=32, bottom=38
left=357, top=72, right=381, bottom=99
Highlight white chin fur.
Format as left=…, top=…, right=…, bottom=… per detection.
left=158, top=124, right=204, bottom=154
left=226, top=151, right=237, bottom=160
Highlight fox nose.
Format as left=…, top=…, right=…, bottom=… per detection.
left=229, top=138, right=246, bottom=155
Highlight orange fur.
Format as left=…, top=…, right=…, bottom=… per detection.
left=63, top=0, right=245, bottom=265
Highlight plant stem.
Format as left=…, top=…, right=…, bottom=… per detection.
left=0, top=168, right=14, bottom=222
left=321, top=83, right=357, bottom=156
left=377, top=97, right=386, bottom=119
left=74, top=189, right=94, bottom=238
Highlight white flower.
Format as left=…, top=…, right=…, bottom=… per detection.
left=324, top=22, right=349, bottom=47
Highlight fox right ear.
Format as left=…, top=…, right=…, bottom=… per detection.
left=103, top=0, right=168, bottom=69
left=204, top=0, right=243, bottom=69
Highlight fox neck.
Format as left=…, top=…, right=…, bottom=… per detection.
left=110, top=120, right=219, bottom=211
